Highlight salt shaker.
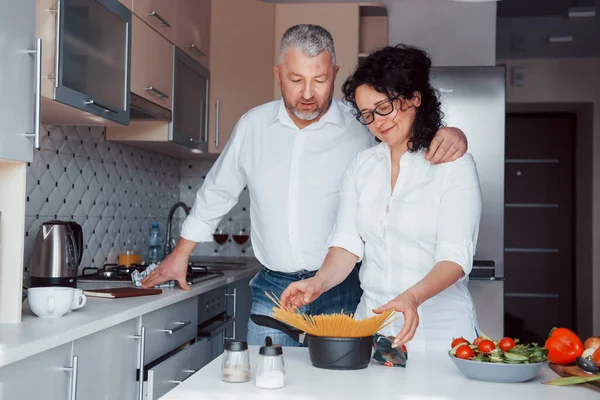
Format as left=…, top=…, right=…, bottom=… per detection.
left=221, top=340, right=250, bottom=383
left=255, top=336, right=285, bottom=389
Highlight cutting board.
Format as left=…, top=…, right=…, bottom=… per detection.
left=83, top=287, right=162, bottom=299
left=549, top=363, right=600, bottom=388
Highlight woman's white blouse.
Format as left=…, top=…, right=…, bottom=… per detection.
left=329, top=142, right=483, bottom=351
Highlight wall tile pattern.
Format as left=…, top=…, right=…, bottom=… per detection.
left=24, top=125, right=180, bottom=273
left=24, top=125, right=252, bottom=275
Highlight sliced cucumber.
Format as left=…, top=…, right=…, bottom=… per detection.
left=505, top=352, right=529, bottom=362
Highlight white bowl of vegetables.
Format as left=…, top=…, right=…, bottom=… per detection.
left=448, top=335, right=548, bottom=383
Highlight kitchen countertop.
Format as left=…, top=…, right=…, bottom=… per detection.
left=0, top=257, right=261, bottom=368
left=160, top=346, right=600, bottom=400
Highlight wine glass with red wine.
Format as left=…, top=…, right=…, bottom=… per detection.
left=213, top=221, right=229, bottom=245
left=232, top=221, right=250, bottom=250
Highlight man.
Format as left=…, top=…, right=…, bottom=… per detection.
left=141, top=24, right=468, bottom=346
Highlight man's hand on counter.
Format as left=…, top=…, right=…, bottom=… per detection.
left=141, top=238, right=197, bottom=290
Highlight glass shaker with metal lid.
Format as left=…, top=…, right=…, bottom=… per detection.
left=255, top=336, right=285, bottom=389
left=221, top=340, right=250, bottom=383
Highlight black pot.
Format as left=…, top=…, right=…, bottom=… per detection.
left=250, top=314, right=373, bottom=370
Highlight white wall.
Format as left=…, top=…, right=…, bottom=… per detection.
left=385, top=0, right=497, bottom=66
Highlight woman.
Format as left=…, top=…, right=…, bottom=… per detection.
left=280, top=44, right=483, bottom=352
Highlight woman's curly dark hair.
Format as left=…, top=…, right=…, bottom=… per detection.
left=342, top=44, right=444, bottom=152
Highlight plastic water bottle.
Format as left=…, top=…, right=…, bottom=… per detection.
left=147, top=222, right=163, bottom=264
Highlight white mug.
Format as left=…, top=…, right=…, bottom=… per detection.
left=71, top=288, right=87, bottom=311
left=28, top=287, right=75, bottom=318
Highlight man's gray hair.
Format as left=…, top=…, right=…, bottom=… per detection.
left=277, top=24, right=336, bottom=65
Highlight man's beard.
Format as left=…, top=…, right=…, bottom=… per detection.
left=284, top=88, right=334, bottom=122
left=293, top=108, right=320, bottom=121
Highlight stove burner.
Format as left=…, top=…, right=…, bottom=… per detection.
left=79, top=262, right=224, bottom=285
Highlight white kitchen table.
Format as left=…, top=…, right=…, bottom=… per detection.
left=160, top=345, right=600, bottom=400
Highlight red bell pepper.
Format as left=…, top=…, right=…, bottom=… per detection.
left=544, top=327, right=583, bottom=365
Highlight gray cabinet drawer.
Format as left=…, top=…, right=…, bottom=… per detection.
left=189, top=337, right=213, bottom=372
left=0, top=343, right=73, bottom=399
left=146, top=339, right=209, bottom=400
left=142, top=297, right=198, bottom=364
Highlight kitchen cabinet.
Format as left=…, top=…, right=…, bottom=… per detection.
left=207, top=0, right=276, bottom=153
left=132, top=0, right=174, bottom=42
left=0, top=343, right=74, bottom=399
left=72, top=319, right=139, bottom=400
left=0, top=0, right=37, bottom=162
left=226, top=276, right=252, bottom=342
left=118, top=0, right=132, bottom=10
left=174, top=0, right=210, bottom=69
left=142, top=297, right=199, bottom=364
left=359, top=4, right=388, bottom=58
left=106, top=45, right=210, bottom=158
left=131, top=14, right=174, bottom=111
left=36, top=0, right=132, bottom=126
left=273, top=2, right=360, bottom=100
left=145, top=339, right=210, bottom=400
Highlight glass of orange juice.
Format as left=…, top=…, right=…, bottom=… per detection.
left=119, top=239, right=142, bottom=266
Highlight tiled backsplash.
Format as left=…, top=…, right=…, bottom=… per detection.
left=23, top=125, right=252, bottom=274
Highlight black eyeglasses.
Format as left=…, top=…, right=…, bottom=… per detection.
left=356, top=97, right=409, bottom=125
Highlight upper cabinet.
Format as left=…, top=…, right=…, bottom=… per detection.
left=131, top=15, right=174, bottom=111
left=108, top=0, right=274, bottom=158
left=36, top=0, right=132, bottom=126
left=1, top=0, right=37, bottom=162
left=359, top=4, right=388, bottom=58
left=131, top=0, right=174, bottom=42
left=174, top=0, right=210, bottom=69
left=208, top=0, right=275, bottom=154
left=118, top=0, right=132, bottom=10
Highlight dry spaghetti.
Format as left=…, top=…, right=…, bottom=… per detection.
left=266, top=292, right=398, bottom=338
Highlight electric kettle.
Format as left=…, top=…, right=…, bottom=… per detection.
left=29, top=220, right=83, bottom=288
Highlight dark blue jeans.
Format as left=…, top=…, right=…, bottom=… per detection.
left=246, top=265, right=362, bottom=346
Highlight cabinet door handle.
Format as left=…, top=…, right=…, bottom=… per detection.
left=204, top=80, right=209, bottom=143
left=147, top=10, right=171, bottom=28
left=225, top=288, right=237, bottom=319
left=84, top=100, right=118, bottom=114
left=225, top=288, right=237, bottom=341
left=215, top=99, right=220, bottom=148
left=62, top=355, right=78, bottom=400
left=169, top=367, right=196, bottom=385
left=188, top=44, right=205, bottom=56
left=197, top=98, right=204, bottom=146
left=51, top=0, right=61, bottom=88
left=162, top=320, right=192, bottom=335
left=134, top=326, right=146, bottom=400
left=144, top=86, right=169, bottom=99
left=25, top=37, right=42, bottom=149
left=223, top=323, right=235, bottom=344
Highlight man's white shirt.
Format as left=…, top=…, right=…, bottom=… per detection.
left=181, top=99, right=374, bottom=272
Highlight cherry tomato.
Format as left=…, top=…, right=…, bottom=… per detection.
left=451, top=337, right=469, bottom=348
left=456, top=345, right=475, bottom=360
left=499, top=337, right=516, bottom=352
left=473, top=337, right=485, bottom=346
left=478, top=339, right=496, bottom=353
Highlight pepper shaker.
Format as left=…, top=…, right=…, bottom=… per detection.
left=255, top=336, right=285, bottom=389
left=221, top=340, right=250, bottom=383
